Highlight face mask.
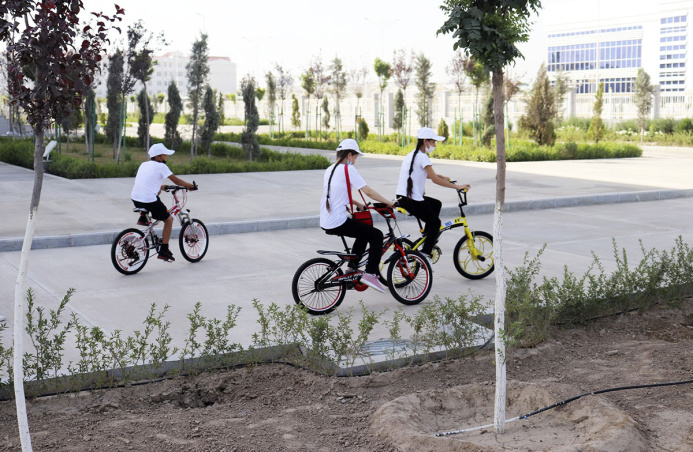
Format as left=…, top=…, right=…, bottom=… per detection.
left=424, top=144, right=434, bottom=153
left=346, top=161, right=353, bottom=166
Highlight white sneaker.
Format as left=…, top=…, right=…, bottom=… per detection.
left=360, top=273, right=387, bottom=293
left=421, top=253, right=434, bottom=273
left=0, top=315, right=6, bottom=322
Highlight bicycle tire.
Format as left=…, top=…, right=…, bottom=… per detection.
left=111, top=228, right=149, bottom=275
left=386, top=250, right=433, bottom=305
left=453, top=230, right=494, bottom=279
left=292, top=257, right=346, bottom=315
left=179, top=219, right=209, bottom=263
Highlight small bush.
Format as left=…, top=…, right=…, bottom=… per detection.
left=679, top=118, right=693, bottom=134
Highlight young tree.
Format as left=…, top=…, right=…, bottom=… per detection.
left=200, top=85, right=220, bottom=156
left=463, top=56, right=489, bottom=146
left=241, top=75, right=260, bottom=161
left=439, top=0, right=542, bottom=433
left=300, top=67, right=315, bottom=135
left=329, top=57, right=347, bottom=135
left=274, top=64, right=293, bottom=134
left=414, top=53, right=435, bottom=128
left=589, top=82, right=605, bottom=145
left=186, top=33, right=210, bottom=159
left=447, top=49, right=468, bottom=118
left=291, top=93, right=301, bottom=129
left=310, top=56, right=330, bottom=136
left=391, top=49, right=413, bottom=139
left=164, top=81, right=183, bottom=150
left=217, top=91, right=225, bottom=126
left=266, top=71, right=277, bottom=128
left=126, top=20, right=165, bottom=151
left=60, top=106, right=84, bottom=152
left=136, top=88, right=153, bottom=148
left=373, top=57, right=391, bottom=136
left=393, top=89, right=405, bottom=139
left=553, top=67, right=569, bottom=121
left=105, top=49, right=124, bottom=157
left=84, top=87, right=98, bottom=158
left=321, top=96, right=331, bottom=131
left=518, top=64, right=557, bottom=146
left=633, top=68, right=654, bottom=142
left=255, top=87, right=266, bottom=102
left=1, top=2, right=122, bottom=448
left=349, top=66, right=368, bottom=111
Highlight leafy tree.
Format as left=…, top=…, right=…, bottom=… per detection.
left=321, top=96, right=330, bottom=131
left=1, top=2, right=122, bottom=446
left=518, top=64, right=557, bottom=146
left=84, top=87, right=98, bottom=158
left=588, top=82, right=605, bottom=145
left=300, top=68, right=315, bottom=135
left=200, top=85, right=220, bottom=156
left=439, top=0, right=542, bottom=433
left=393, top=89, right=405, bottom=138
left=275, top=64, right=293, bottom=134
left=349, top=66, right=368, bottom=111
left=414, top=53, right=435, bottom=127
left=217, top=91, right=225, bottom=126
left=553, top=67, right=569, bottom=120
left=373, top=57, right=391, bottom=135
left=136, top=88, right=153, bottom=147
left=127, top=20, right=165, bottom=151
left=633, top=68, right=654, bottom=142
left=266, top=71, right=277, bottom=127
left=446, top=49, right=468, bottom=118
left=310, top=57, right=330, bottom=136
left=358, top=117, right=369, bottom=141
left=291, top=93, right=301, bottom=129
left=437, top=118, right=449, bottom=141
left=164, top=81, right=183, bottom=150
left=391, top=49, right=414, bottom=94
left=186, top=33, right=210, bottom=159
left=106, top=49, right=124, bottom=157
left=60, top=106, right=84, bottom=152
left=329, top=57, right=347, bottom=134
left=463, top=56, right=489, bottom=146
left=255, top=87, right=265, bottom=102
left=241, top=76, right=260, bottom=161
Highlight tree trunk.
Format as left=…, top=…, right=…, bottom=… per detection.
left=14, top=125, right=46, bottom=451
left=491, top=70, right=507, bottom=434
left=190, top=108, right=198, bottom=161
left=116, top=94, right=125, bottom=163
left=144, top=83, right=150, bottom=151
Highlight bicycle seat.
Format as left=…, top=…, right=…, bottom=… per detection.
left=317, top=250, right=358, bottom=260
left=133, top=208, right=149, bottom=214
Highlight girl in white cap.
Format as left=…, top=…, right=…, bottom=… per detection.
left=320, top=139, right=394, bottom=293
left=396, top=127, right=470, bottom=266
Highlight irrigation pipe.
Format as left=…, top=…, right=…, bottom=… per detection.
left=435, top=377, right=693, bottom=437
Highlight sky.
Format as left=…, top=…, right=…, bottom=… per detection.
left=86, top=0, right=654, bottom=87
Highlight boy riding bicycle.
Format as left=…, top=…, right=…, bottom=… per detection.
left=131, top=143, right=197, bottom=262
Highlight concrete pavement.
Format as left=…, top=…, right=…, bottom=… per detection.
left=1, top=145, right=693, bottom=367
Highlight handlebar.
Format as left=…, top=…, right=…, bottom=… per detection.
left=163, top=181, right=198, bottom=192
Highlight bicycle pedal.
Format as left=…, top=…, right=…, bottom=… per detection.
left=353, top=282, right=369, bottom=292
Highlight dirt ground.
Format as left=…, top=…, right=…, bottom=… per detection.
left=1, top=297, right=692, bottom=452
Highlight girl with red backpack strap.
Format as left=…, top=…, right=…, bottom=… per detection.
left=320, top=139, right=394, bottom=293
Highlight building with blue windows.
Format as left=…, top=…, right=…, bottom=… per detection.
left=546, top=1, right=691, bottom=95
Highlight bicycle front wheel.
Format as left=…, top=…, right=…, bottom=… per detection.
left=179, top=219, right=209, bottom=262
left=386, top=250, right=432, bottom=305
left=111, top=228, right=149, bottom=275
left=453, top=230, right=494, bottom=279
left=292, top=258, right=346, bottom=315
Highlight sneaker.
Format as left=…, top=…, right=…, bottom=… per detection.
left=157, top=249, right=175, bottom=262
left=360, top=273, right=387, bottom=293
left=137, top=216, right=151, bottom=226
left=0, top=315, right=5, bottom=322
left=421, top=253, right=434, bottom=273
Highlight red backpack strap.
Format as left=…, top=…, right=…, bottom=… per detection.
left=344, top=164, right=354, bottom=212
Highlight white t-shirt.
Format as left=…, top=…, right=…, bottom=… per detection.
left=320, top=163, right=366, bottom=229
left=130, top=160, right=173, bottom=203
left=396, top=150, right=432, bottom=201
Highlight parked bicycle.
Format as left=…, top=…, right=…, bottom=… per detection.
left=397, top=184, right=494, bottom=279
left=111, top=184, right=208, bottom=275
left=291, top=203, right=433, bottom=315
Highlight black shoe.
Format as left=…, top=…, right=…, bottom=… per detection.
left=137, top=216, right=151, bottom=226
left=157, top=249, right=175, bottom=262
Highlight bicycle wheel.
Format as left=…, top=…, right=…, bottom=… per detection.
left=292, top=257, right=346, bottom=315
left=453, top=230, right=494, bottom=279
left=179, top=219, right=209, bottom=262
left=386, top=250, right=433, bottom=305
left=111, top=228, right=149, bottom=275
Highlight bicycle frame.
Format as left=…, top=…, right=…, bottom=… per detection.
left=133, top=186, right=192, bottom=251
left=402, top=189, right=483, bottom=260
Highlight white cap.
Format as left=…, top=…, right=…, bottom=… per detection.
left=416, top=127, right=445, bottom=141
left=336, top=138, right=363, bottom=154
left=148, top=143, right=175, bottom=158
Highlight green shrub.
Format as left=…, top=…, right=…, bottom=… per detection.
left=679, top=118, right=693, bottom=134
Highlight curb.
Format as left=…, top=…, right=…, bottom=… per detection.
left=1, top=188, right=692, bottom=252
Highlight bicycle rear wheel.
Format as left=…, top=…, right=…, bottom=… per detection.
left=453, top=231, right=494, bottom=279
left=111, top=228, right=149, bottom=275
left=179, top=219, right=209, bottom=262
left=292, top=257, right=346, bottom=315
left=386, top=250, right=432, bottom=305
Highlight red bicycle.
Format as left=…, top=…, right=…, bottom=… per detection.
left=111, top=185, right=208, bottom=275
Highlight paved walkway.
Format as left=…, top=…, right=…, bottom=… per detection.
left=1, top=145, right=692, bottom=365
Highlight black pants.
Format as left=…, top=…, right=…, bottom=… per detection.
left=396, top=196, right=441, bottom=255
left=324, top=218, right=383, bottom=275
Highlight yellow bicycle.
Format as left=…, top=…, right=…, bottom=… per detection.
left=396, top=185, right=494, bottom=279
